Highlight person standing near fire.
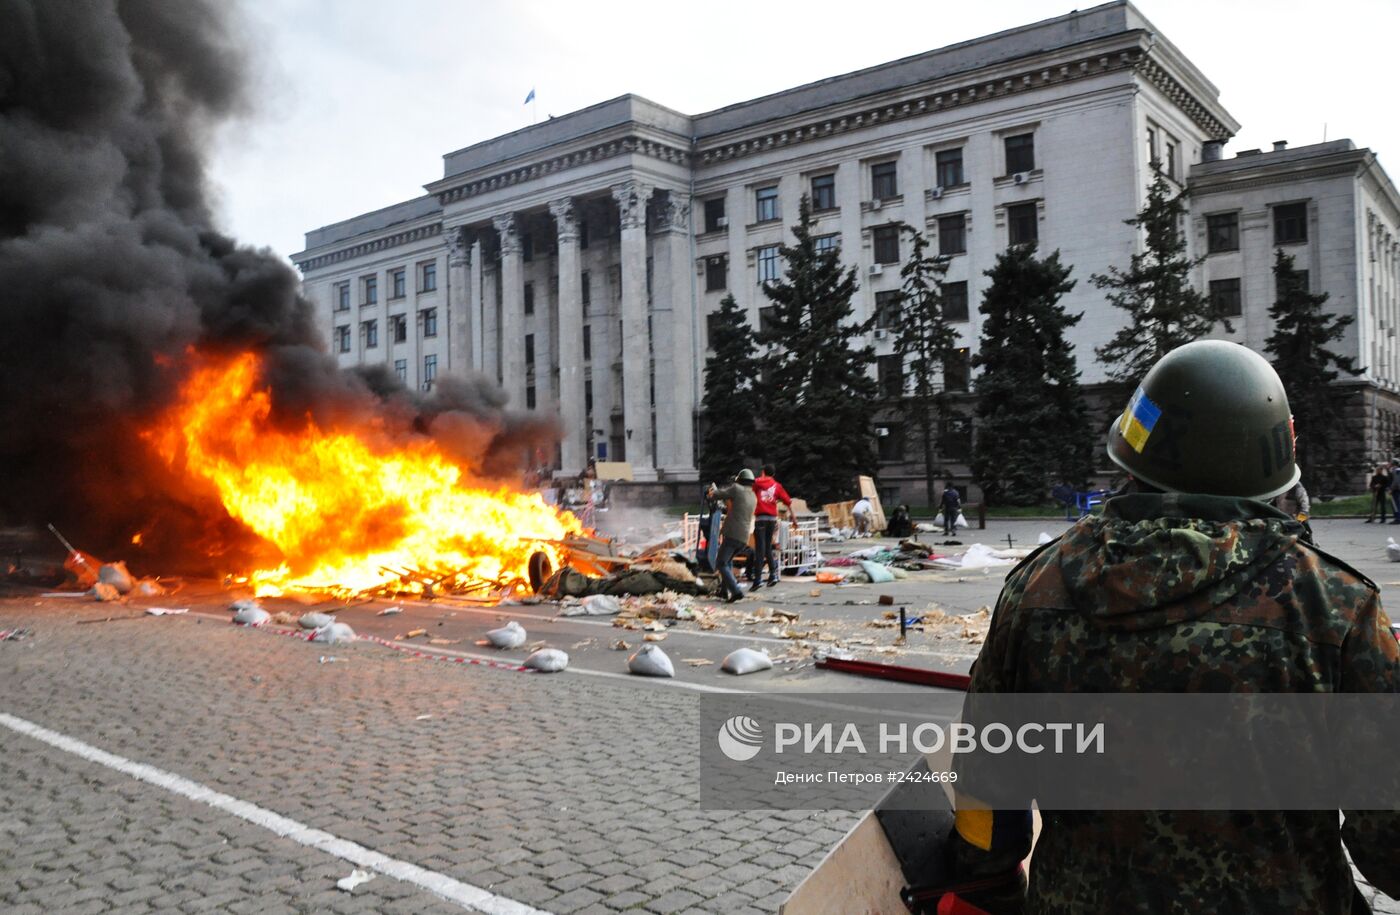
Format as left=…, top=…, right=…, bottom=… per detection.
left=749, top=464, right=794, bottom=589
left=707, top=469, right=757, bottom=603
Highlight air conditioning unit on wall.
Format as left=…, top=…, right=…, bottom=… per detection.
left=870, top=198, right=883, bottom=210
left=868, top=263, right=884, bottom=276
left=874, top=328, right=888, bottom=340
left=716, top=216, right=729, bottom=228
left=930, top=186, right=944, bottom=199
left=1013, top=172, right=1028, bottom=185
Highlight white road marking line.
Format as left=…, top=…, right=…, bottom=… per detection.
left=0, top=712, right=553, bottom=915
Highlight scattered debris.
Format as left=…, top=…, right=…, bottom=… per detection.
left=809, top=588, right=822, bottom=598
left=144, top=607, right=187, bottom=616
left=878, top=594, right=895, bottom=606
left=0, top=628, right=32, bottom=642
left=231, top=601, right=270, bottom=626
left=562, top=594, right=621, bottom=616
left=722, top=647, right=774, bottom=675
left=1388, top=538, right=1400, bottom=562
left=271, top=610, right=296, bottom=625
left=483, top=621, right=527, bottom=649
left=312, top=622, right=356, bottom=644
left=402, top=628, right=428, bottom=639
left=611, top=639, right=631, bottom=650
left=415, top=714, right=433, bottom=720
left=642, top=632, right=667, bottom=642
left=336, top=870, right=375, bottom=892
left=318, top=656, right=345, bottom=664
left=627, top=643, right=675, bottom=677
left=524, top=648, right=569, bottom=672
left=89, top=582, right=122, bottom=602
left=41, top=592, right=86, bottom=599
left=683, top=658, right=714, bottom=667
left=377, top=606, right=403, bottom=616
left=97, top=562, right=134, bottom=595
left=428, top=637, right=459, bottom=646
left=299, top=612, right=335, bottom=629
left=131, top=578, right=166, bottom=598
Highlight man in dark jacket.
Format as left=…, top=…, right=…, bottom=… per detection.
left=939, top=482, right=962, bottom=536
left=708, top=469, right=757, bottom=603
left=939, top=341, right=1400, bottom=914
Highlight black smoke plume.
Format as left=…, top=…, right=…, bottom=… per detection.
left=0, top=0, right=553, bottom=571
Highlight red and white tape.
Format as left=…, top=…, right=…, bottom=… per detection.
left=231, top=620, right=533, bottom=672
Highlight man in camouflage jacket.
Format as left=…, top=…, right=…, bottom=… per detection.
left=944, top=342, right=1400, bottom=914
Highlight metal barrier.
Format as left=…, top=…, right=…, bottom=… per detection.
left=683, top=514, right=823, bottom=573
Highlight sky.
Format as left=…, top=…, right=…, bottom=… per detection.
left=206, top=0, right=1400, bottom=262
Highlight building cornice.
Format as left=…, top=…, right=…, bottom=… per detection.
left=1192, top=162, right=1361, bottom=196
left=1132, top=55, right=1233, bottom=140
left=293, top=221, right=442, bottom=272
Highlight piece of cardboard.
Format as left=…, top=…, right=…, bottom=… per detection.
left=593, top=461, right=634, bottom=481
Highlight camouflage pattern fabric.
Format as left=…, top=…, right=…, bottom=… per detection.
left=953, top=493, right=1400, bottom=914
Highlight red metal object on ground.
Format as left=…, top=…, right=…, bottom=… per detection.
left=816, top=656, right=971, bottom=691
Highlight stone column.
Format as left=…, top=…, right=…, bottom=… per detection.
left=446, top=226, right=471, bottom=377
left=654, top=190, right=698, bottom=478
left=550, top=197, right=586, bottom=475
left=612, top=180, right=656, bottom=479
left=493, top=213, right=527, bottom=408
left=469, top=238, right=484, bottom=372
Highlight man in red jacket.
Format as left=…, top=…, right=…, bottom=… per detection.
left=750, top=464, right=793, bottom=589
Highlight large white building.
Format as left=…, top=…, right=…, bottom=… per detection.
left=292, top=1, right=1400, bottom=501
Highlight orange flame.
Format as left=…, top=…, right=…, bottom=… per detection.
left=148, top=352, right=580, bottom=596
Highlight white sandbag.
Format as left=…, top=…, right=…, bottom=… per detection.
left=1388, top=538, right=1400, bottom=562
left=485, top=620, right=527, bottom=649
left=1038, top=532, right=1054, bottom=545
left=627, top=643, right=675, bottom=677
left=574, top=594, right=621, bottom=616
left=299, top=612, right=335, bottom=630
left=859, top=560, right=896, bottom=584
left=954, top=512, right=969, bottom=529
left=311, top=622, right=356, bottom=644
left=721, top=647, right=773, bottom=675
left=89, top=582, right=121, bottom=602
left=524, top=648, right=569, bottom=672
left=915, top=522, right=935, bottom=533
left=132, top=578, right=166, bottom=597
left=231, top=601, right=270, bottom=626
left=98, top=561, right=134, bottom=595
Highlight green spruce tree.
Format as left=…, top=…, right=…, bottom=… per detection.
left=971, top=246, right=1094, bottom=505
left=892, top=226, right=957, bottom=508
left=1093, top=171, right=1227, bottom=390
left=698, top=294, right=761, bottom=483
left=1263, top=249, right=1360, bottom=490
left=756, top=196, right=877, bottom=505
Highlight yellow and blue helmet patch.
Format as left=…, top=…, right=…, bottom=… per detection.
left=1117, top=386, right=1161, bottom=454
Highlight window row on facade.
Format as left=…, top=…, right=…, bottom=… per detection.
left=333, top=261, right=438, bottom=312
left=334, top=308, right=438, bottom=352
left=1203, top=201, right=1310, bottom=254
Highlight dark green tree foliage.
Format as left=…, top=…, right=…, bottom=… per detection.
left=892, top=226, right=957, bottom=507
left=1093, top=171, right=1227, bottom=390
left=698, top=294, right=761, bottom=483
left=1263, top=249, right=1360, bottom=490
left=971, top=246, right=1094, bottom=505
left=756, top=196, right=877, bottom=504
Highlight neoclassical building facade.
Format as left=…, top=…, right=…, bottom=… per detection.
left=293, top=0, right=1400, bottom=497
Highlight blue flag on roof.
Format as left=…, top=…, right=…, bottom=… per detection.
left=524, top=88, right=535, bottom=105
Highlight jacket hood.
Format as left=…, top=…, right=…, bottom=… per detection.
left=1055, top=493, right=1306, bottom=631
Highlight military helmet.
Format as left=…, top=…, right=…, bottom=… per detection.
left=1105, top=340, right=1299, bottom=500
left=734, top=468, right=755, bottom=483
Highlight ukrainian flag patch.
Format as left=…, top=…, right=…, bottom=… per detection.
left=1119, top=387, right=1161, bottom=453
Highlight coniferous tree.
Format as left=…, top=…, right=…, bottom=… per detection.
left=756, top=196, right=877, bottom=504
left=1093, top=171, right=1227, bottom=390
left=1263, top=249, right=1361, bottom=490
left=698, top=294, right=761, bottom=483
left=971, top=246, right=1094, bottom=505
left=892, top=226, right=957, bottom=507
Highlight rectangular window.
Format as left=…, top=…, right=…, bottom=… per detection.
left=581, top=271, right=591, bottom=310
left=814, top=233, right=840, bottom=256
left=875, top=291, right=901, bottom=330
left=1209, top=278, right=1242, bottom=317
left=1166, top=141, right=1179, bottom=180
left=1146, top=127, right=1158, bottom=168
left=1004, top=133, right=1035, bottom=174
left=394, top=358, right=407, bottom=382
left=525, top=333, right=535, bottom=365
left=943, top=281, right=969, bottom=322
left=421, top=308, right=437, bottom=338
left=935, top=148, right=964, bottom=188
left=362, top=319, right=378, bottom=349
left=584, top=379, right=593, bottom=415
left=419, top=260, right=437, bottom=292
left=1274, top=202, right=1308, bottom=244
left=755, top=186, right=779, bottom=223
left=583, top=325, right=592, bottom=361
left=391, top=268, right=405, bottom=299
left=336, top=283, right=350, bottom=312
left=873, top=225, right=900, bottom=264
left=757, top=245, right=781, bottom=283
left=423, top=354, right=437, bottom=385
left=609, top=264, right=622, bottom=300
left=706, top=311, right=725, bottom=347
left=944, top=348, right=970, bottom=392
left=878, top=354, right=904, bottom=399
left=335, top=325, right=350, bottom=354
left=524, top=282, right=535, bottom=315
left=1007, top=202, right=1038, bottom=247
left=759, top=305, right=779, bottom=335
left=705, top=255, right=727, bottom=292
left=521, top=233, right=534, bottom=262
left=1207, top=212, right=1239, bottom=253
left=938, top=214, right=967, bottom=255
left=811, top=174, right=836, bottom=211
left=941, top=417, right=972, bottom=460
left=391, top=314, right=407, bottom=343
left=363, top=275, right=378, bottom=306
left=579, top=216, right=590, bottom=250
left=704, top=197, right=727, bottom=233
left=526, top=386, right=537, bottom=410
left=871, top=161, right=899, bottom=200
left=876, top=423, right=905, bottom=463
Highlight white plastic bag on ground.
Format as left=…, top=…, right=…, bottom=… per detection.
left=336, top=870, right=374, bottom=892
left=524, top=648, right=569, bottom=672
left=98, top=562, right=134, bottom=595
left=915, top=522, right=935, bottom=533
left=721, top=647, right=773, bottom=675
left=628, top=643, right=675, bottom=677
left=231, top=600, right=270, bottom=626
left=955, top=512, right=969, bottom=529
left=312, top=622, right=356, bottom=644
left=572, top=594, right=621, bottom=616
left=485, top=620, right=527, bottom=649
left=1388, top=538, right=1400, bottom=562
left=299, top=612, right=335, bottom=630
left=933, top=513, right=944, bottom=528
left=89, top=582, right=121, bottom=602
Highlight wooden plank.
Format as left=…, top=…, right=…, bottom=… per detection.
left=779, top=811, right=906, bottom=915
left=857, top=475, right=887, bottom=532
left=593, top=461, right=633, bottom=481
